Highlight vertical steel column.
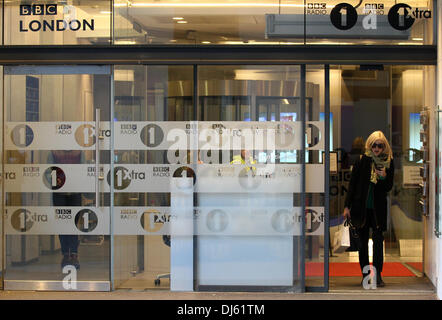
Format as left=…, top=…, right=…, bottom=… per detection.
left=109, top=66, right=115, bottom=291
left=300, top=65, right=306, bottom=292
left=1, top=65, right=4, bottom=289
left=193, top=64, right=198, bottom=291
left=324, top=64, right=330, bottom=291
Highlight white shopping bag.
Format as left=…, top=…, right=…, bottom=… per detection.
left=333, top=223, right=350, bottom=254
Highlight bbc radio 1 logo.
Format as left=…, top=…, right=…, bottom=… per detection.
left=11, top=124, right=34, bottom=147
left=75, top=209, right=98, bottom=233
left=43, top=166, right=66, bottom=190
left=330, top=2, right=431, bottom=31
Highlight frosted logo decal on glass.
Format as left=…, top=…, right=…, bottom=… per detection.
left=6, top=121, right=323, bottom=151
left=5, top=207, right=109, bottom=235
left=4, top=164, right=110, bottom=192
left=116, top=121, right=324, bottom=151
left=5, top=122, right=111, bottom=150
left=112, top=206, right=324, bottom=236
left=4, top=163, right=324, bottom=193
left=10, top=124, right=34, bottom=147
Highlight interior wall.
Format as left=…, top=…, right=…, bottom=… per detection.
left=330, top=69, right=342, bottom=153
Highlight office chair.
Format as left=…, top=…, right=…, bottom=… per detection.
left=154, top=235, right=170, bottom=286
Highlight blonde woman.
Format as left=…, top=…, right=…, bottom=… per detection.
left=343, top=131, right=394, bottom=287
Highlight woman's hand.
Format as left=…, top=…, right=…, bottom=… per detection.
left=376, top=167, right=386, bottom=178
left=343, top=207, right=351, bottom=220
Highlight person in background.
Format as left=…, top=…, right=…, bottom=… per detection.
left=347, top=136, right=365, bottom=168
left=343, top=131, right=394, bottom=288
left=49, top=150, right=83, bottom=270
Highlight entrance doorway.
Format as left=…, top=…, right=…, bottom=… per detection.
left=0, top=63, right=431, bottom=292
left=2, top=65, right=112, bottom=291
left=328, top=65, right=428, bottom=290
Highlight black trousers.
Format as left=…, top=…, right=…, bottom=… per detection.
left=53, top=193, right=80, bottom=255
left=358, top=209, right=384, bottom=277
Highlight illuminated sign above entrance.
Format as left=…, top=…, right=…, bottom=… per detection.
left=328, top=2, right=432, bottom=31
left=266, top=2, right=432, bottom=40
left=19, top=4, right=94, bottom=32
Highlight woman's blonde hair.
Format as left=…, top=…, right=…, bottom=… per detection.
left=365, top=131, right=393, bottom=160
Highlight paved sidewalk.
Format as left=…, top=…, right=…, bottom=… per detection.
left=0, top=276, right=437, bottom=300
left=0, top=289, right=437, bottom=300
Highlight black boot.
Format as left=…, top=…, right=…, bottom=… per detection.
left=376, top=274, right=385, bottom=287
left=61, top=254, right=70, bottom=269
left=70, top=253, right=80, bottom=270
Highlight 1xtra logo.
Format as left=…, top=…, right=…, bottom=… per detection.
left=140, top=209, right=172, bottom=233
left=388, top=3, right=431, bottom=31
left=107, top=166, right=145, bottom=190
left=11, top=208, right=48, bottom=232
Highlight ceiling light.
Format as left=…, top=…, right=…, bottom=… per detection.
left=177, top=20, right=188, bottom=24
left=202, top=41, right=211, bottom=44
left=173, top=17, right=184, bottom=20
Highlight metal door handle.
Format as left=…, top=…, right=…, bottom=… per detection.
left=95, top=108, right=102, bottom=208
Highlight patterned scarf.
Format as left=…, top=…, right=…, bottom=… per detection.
left=364, top=149, right=391, bottom=184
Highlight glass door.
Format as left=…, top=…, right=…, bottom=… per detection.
left=195, top=66, right=306, bottom=292
left=2, top=65, right=112, bottom=291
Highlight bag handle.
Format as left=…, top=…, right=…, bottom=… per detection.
left=344, top=218, right=355, bottom=228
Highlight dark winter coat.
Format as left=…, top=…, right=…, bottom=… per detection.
left=344, top=154, right=395, bottom=231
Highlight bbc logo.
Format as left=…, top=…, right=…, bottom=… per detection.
left=20, top=4, right=57, bottom=15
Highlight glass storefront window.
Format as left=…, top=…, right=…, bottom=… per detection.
left=112, top=0, right=435, bottom=45
left=111, top=65, right=323, bottom=291
left=196, top=65, right=305, bottom=290
left=114, top=0, right=304, bottom=45
left=112, top=65, right=194, bottom=290
left=1, top=0, right=435, bottom=46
